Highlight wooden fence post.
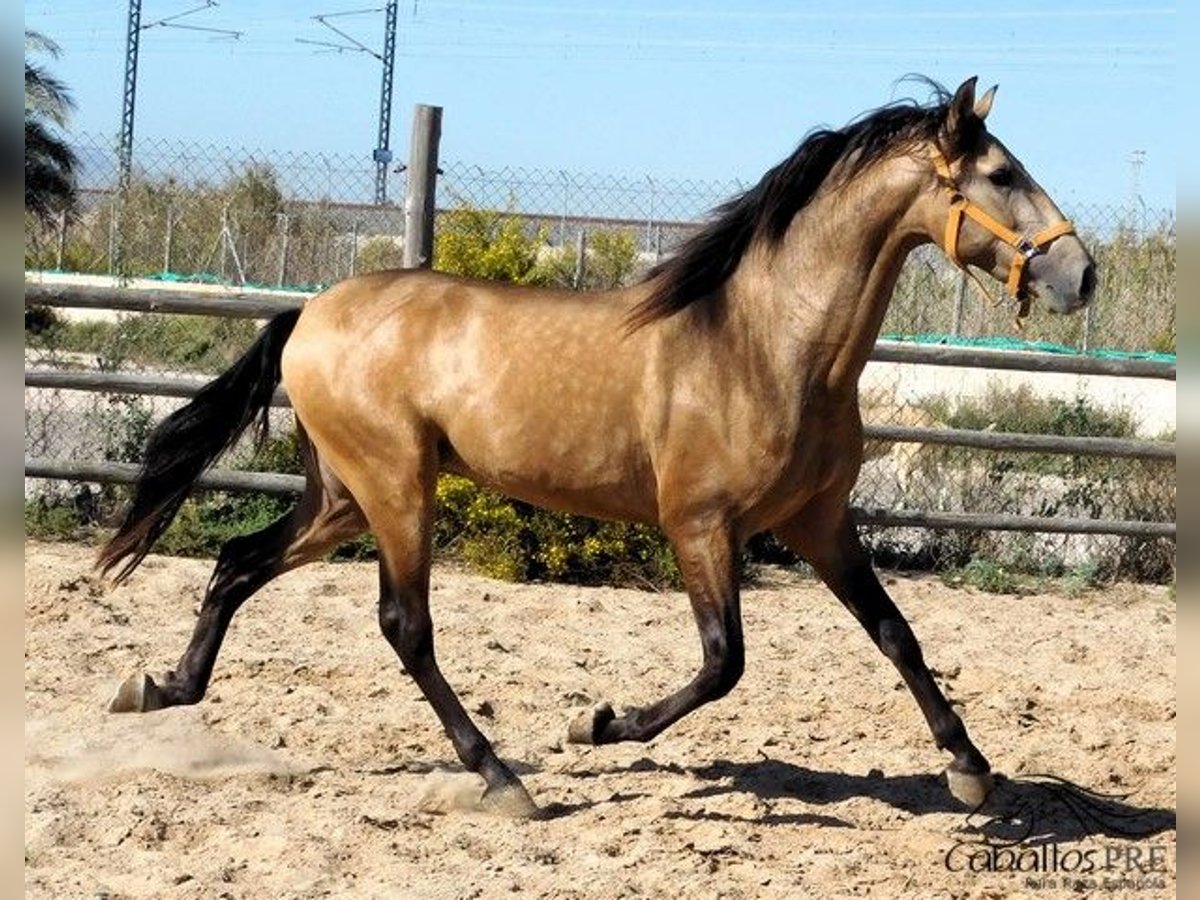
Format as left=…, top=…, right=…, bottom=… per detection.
left=403, top=104, right=443, bottom=269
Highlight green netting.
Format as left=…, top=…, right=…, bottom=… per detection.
left=144, top=270, right=331, bottom=295
left=879, top=332, right=1175, bottom=365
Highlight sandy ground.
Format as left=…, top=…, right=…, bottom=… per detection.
left=25, top=541, right=1175, bottom=899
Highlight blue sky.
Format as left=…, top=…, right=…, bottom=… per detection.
left=26, top=1, right=1175, bottom=212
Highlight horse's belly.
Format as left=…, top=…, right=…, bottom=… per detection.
left=441, top=418, right=658, bottom=523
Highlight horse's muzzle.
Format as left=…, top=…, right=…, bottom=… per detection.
left=1027, top=240, right=1096, bottom=314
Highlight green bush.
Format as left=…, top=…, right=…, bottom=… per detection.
left=26, top=312, right=260, bottom=375
left=922, top=382, right=1138, bottom=438
left=24, top=306, right=61, bottom=338
left=152, top=492, right=294, bottom=560
left=537, top=228, right=641, bottom=290
left=433, top=475, right=679, bottom=587
left=918, top=382, right=1148, bottom=479
left=585, top=229, right=639, bottom=289
left=25, top=495, right=91, bottom=542
left=357, top=236, right=404, bottom=273
left=942, top=557, right=1028, bottom=594
left=434, top=203, right=551, bottom=285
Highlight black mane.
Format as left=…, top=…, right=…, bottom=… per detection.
left=626, top=80, right=969, bottom=329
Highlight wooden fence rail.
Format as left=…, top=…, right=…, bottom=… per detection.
left=23, top=369, right=1176, bottom=462
left=24, top=283, right=1176, bottom=542
left=23, top=458, right=1176, bottom=539
left=25, top=282, right=1177, bottom=381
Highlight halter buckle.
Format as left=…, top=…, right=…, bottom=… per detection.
left=1016, top=236, right=1040, bottom=260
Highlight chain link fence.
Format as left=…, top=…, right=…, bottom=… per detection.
left=25, top=135, right=1175, bottom=582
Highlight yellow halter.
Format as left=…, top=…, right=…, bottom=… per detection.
left=931, top=148, right=1076, bottom=328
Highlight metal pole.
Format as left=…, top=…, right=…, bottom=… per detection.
left=645, top=176, right=655, bottom=255
left=55, top=210, right=68, bottom=270
left=118, top=0, right=142, bottom=191
left=277, top=212, right=290, bottom=288
left=373, top=0, right=398, bottom=205
left=560, top=170, right=569, bottom=245
left=163, top=207, right=174, bottom=274
left=952, top=270, right=968, bottom=336
left=219, top=207, right=230, bottom=281
left=107, top=198, right=119, bottom=276
left=573, top=229, right=587, bottom=289
left=402, top=104, right=443, bottom=269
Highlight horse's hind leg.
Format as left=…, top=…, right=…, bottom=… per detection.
left=775, top=507, right=993, bottom=807
left=109, top=431, right=366, bottom=712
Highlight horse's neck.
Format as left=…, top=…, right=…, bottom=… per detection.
left=731, top=159, right=927, bottom=397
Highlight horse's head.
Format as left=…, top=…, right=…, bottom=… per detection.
left=924, top=77, right=1096, bottom=318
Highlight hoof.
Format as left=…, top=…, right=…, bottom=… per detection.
left=567, top=702, right=615, bottom=745
left=108, top=673, right=168, bottom=713
left=480, top=783, right=539, bottom=820
left=946, top=766, right=995, bottom=808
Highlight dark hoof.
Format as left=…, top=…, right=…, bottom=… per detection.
left=108, top=672, right=168, bottom=713
left=946, top=766, right=996, bottom=807
left=567, top=702, right=615, bottom=745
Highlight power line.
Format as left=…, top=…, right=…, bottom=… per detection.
left=297, top=3, right=399, bottom=205
left=118, top=0, right=241, bottom=187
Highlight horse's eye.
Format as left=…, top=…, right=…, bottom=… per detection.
left=987, top=167, right=1013, bottom=188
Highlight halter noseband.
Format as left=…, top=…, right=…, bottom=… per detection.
left=931, top=148, right=1075, bottom=325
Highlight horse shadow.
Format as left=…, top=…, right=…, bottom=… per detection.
left=557, top=755, right=1176, bottom=842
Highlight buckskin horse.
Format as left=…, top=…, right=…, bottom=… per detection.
left=100, top=77, right=1095, bottom=817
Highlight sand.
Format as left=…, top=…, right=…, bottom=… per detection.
left=25, top=541, right=1175, bottom=899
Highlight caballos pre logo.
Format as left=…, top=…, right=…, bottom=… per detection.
left=942, top=774, right=1175, bottom=892
left=945, top=839, right=1170, bottom=889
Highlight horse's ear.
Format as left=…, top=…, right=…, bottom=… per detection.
left=942, top=76, right=981, bottom=154
left=974, top=84, right=998, bottom=121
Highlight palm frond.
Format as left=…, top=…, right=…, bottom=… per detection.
left=23, top=33, right=79, bottom=226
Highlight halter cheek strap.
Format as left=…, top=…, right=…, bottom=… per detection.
left=931, top=149, right=1076, bottom=327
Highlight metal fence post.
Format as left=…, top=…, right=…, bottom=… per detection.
left=402, top=104, right=443, bottom=269
left=645, top=176, right=656, bottom=255
left=952, top=270, right=967, bottom=336
left=573, top=229, right=587, bottom=289
left=55, top=211, right=67, bottom=271
left=276, top=212, right=290, bottom=288
left=107, top=196, right=120, bottom=276
left=163, top=207, right=175, bottom=275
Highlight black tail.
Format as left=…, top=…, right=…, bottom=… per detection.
left=98, top=309, right=302, bottom=584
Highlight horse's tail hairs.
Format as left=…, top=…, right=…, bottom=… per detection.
left=966, top=772, right=1173, bottom=840
left=96, top=308, right=302, bottom=585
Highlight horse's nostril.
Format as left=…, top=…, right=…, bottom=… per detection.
left=1079, top=263, right=1097, bottom=301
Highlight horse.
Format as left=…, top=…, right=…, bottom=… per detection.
left=99, top=77, right=1095, bottom=817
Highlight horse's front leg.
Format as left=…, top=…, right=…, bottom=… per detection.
left=775, top=507, right=994, bottom=807
left=568, top=517, right=744, bottom=744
